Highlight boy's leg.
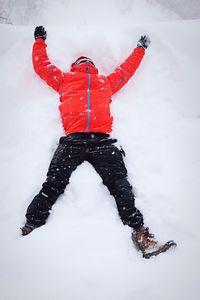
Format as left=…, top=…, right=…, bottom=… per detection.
left=88, top=142, right=177, bottom=258
left=25, top=139, right=85, bottom=229
left=88, top=142, right=144, bottom=231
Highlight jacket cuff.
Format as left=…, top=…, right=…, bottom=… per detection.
left=34, top=38, right=45, bottom=44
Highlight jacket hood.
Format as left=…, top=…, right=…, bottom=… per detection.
left=70, top=56, right=98, bottom=74
left=70, top=63, right=99, bottom=74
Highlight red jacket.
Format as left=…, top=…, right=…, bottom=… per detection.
left=32, top=39, right=145, bottom=134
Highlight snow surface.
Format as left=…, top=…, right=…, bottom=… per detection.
left=1, top=0, right=200, bottom=25
left=0, top=1, right=200, bottom=300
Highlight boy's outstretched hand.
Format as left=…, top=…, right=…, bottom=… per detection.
left=34, top=26, right=47, bottom=41
left=137, top=35, right=151, bottom=49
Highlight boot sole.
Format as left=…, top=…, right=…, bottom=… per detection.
left=131, top=232, right=177, bottom=259
left=143, top=240, right=177, bottom=259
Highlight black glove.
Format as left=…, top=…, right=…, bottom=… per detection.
left=137, top=35, right=151, bottom=49
left=34, top=26, right=47, bottom=41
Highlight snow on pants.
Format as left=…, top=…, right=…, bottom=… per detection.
left=25, top=133, right=144, bottom=231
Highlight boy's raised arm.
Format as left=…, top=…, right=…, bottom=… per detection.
left=107, top=35, right=151, bottom=95
left=32, top=26, right=63, bottom=93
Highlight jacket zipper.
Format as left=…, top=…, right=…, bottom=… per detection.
left=85, top=63, right=91, bottom=132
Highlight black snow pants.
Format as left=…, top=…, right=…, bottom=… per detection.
left=25, top=133, right=144, bottom=231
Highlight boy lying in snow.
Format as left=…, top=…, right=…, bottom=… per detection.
left=21, top=26, right=176, bottom=258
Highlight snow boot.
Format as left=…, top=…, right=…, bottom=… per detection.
left=21, top=226, right=34, bottom=236
left=132, top=226, right=177, bottom=259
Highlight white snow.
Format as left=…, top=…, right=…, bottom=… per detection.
left=0, top=1, right=200, bottom=300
